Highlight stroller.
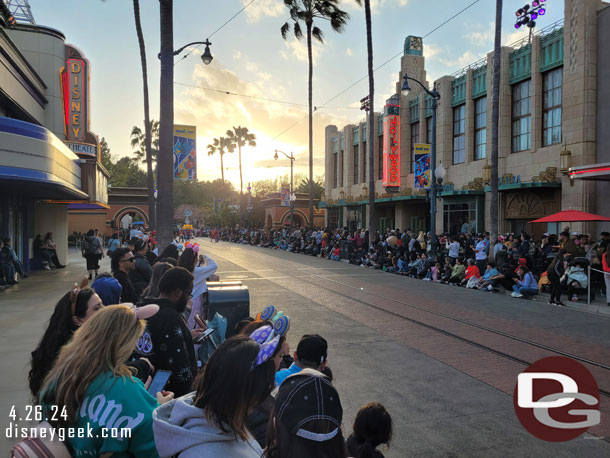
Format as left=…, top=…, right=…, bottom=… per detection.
left=562, top=257, right=593, bottom=301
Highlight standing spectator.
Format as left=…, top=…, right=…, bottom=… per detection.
left=446, top=236, right=460, bottom=264
left=1, top=237, right=27, bottom=279
left=112, top=247, right=137, bottom=303
left=130, top=239, right=153, bottom=300
left=0, top=239, right=15, bottom=287
left=178, top=247, right=218, bottom=329
left=106, top=232, right=121, bottom=257
left=137, top=267, right=198, bottom=397
left=475, top=234, right=487, bottom=274
left=265, top=369, right=347, bottom=458
left=347, top=402, right=393, bottom=458
left=153, top=335, right=275, bottom=457
left=142, top=261, right=173, bottom=300
left=557, top=231, right=578, bottom=255
left=82, top=229, right=103, bottom=279
left=603, top=250, right=610, bottom=307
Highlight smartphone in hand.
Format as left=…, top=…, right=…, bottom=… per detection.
left=147, top=370, right=171, bottom=395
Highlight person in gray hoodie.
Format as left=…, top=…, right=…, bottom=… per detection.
left=153, top=335, right=276, bottom=458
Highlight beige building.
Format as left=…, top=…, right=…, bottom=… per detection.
left=322, top=0, right=610, bottom=240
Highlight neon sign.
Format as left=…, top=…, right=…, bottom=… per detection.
left=382, top=102, right=400, bottom=190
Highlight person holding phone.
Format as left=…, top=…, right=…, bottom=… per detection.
left=177, top=247, right=218, bottom=331
left=39, top=305, right=174, bottom=457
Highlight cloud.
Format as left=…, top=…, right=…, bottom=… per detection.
left=439, top=51, right=483, bottom=69
left=242, top=0, right=285, bottom=23
left=504, top=27, right=530, bottom=47
left=465, top=22, right=494, bottom=46
left=346, top=47, right=353, bottom=56
left=282, top=37, right=323, bottom=63
left=343, top=0, right=409, bottom=15
left=232, top=50, right=242, bottom=60
left=423, top=43, right=441, bottom=61
left=174, top=59, right=349, bottom=184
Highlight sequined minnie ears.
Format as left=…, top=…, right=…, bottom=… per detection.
left=250, top=305, right=291, bottom=369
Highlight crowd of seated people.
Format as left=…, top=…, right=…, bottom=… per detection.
left=18, top=238, right=394, bottom=458
left=209, top=226, right=610, bottom=306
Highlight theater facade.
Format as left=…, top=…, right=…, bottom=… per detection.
left=0, top=16, right=108, bottom=270
left=321, top=0, right=610, bottom=239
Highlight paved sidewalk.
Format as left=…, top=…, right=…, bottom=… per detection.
left=0, top=249, right=111, bottom=451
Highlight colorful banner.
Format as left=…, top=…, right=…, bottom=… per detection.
left=414, top=143, right=431, bottom=189
left=173, top=125, right=197, bottom=181
left=280, top=185, right=291, bottom=207
left=382, top=102, right=400, bottom=190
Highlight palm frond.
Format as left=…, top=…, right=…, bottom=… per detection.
left=281, top=22, right=291, bottom=40
left=294, top=21, right=303, bottom=40
left=312, top=26, right=324, bottom=43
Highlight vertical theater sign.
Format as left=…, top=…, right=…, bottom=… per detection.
left=60, top=44, right=99, bottom=157
left=58, top=44, right=109, bottom=214
left=382, top=95, right=400, bottom=192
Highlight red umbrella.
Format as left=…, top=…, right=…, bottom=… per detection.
left=529, top=210, right=610, bottom=223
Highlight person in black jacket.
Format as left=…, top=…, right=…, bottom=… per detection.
left=136, top=267, right=199, bottom=397
left=129, top=239, right=153, bottom=301
left=547, top=250, right=566, bottom=306
left=111, top=247, right=137, bottom=303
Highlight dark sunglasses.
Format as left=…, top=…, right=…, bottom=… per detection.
left=121, top=257, right=136, bottom=263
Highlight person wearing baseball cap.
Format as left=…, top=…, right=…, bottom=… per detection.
left=266, top=369, right=346, bottom=458
left=275, top=334, right=328, bottom=386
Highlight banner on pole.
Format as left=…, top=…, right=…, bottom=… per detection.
left=173, top=125, right=197, bottom=181
left=414, top=143, right=431, bottom=189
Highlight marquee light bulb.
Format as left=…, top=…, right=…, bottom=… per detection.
left=531, top=12, right=538, bottom=20
left=539, top=8, right=546, bottom=15
left=532, top=0, right=539, bottom=6
left=515, top=22, right=521, bottom=29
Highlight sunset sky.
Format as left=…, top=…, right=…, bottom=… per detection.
left=30, top=0, right=562, bottom=188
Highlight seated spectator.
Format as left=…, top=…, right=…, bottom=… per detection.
left=142, top=261, right=173, bottom=300
left=440, top=257, right=453, bottom=283
left=29, top=283, right=103, bottom=398
left=153, top=335, right=275, bottom=457
left=33, top=233, right=63, bottom=270
left=43, top=232, right=65, bottom=268
left=130, top=239, right=153, bottom=300
left=275, top=334, right=328, bottom=386
left=491, top=263, right=518, bottom=291
left=478, top=261, right=499, bottom=292
left=137, top=267, right=198, bottom=397
left=112, top=247, right=137, bottom=303
left=39, top=304, right=169, bottom=457
left=330, top=246, right=341, bottom=261
left=461, top=259, right=481, bottom=288
left=511, top=266, right=538, bottom=298
left=407, top=253, right=429, bottom=278
left=91, top=273, right=122, bottom=305
left=1, top=237, right=27, bottom=279
left=346, top=402, right=393, bottom=458
left=425, top=261, right=441, bottom=282
left=265, top=369, right=347, bottom=458
left=446, top=258, right=466, bottom=285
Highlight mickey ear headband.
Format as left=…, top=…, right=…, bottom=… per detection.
left=69, top=276, right=89, bottom=316
left=250, top=308, right=291, bottom=370
left=184, top=242, right=200, bottom=254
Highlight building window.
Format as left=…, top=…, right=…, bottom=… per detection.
left=378, top=136, right=383, bottom=180
left=426, top=117, right=433, bottom=144
left=474, top=97, right=487, bottom=160
left=353, top=144, right=359, bottom=185
left=333, top=152, right=338, bottom=188
left=362, top=142, right=367, bottom=184
left=543, top=68, right=562, bottom=146
left=512, top=79, right=531, bottom=152
left=453, top=105, right=465, bottom=164
left=411, top=122, right=419, bottom=173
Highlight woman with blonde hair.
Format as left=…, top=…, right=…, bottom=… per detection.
left=39, top=304, right=172, bottom=457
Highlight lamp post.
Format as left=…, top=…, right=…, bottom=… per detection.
left=274, top=150, right=296, bottom=229
left=401, top=73, right=442, bottom=258
left=158, top=39, right=213, bottom=64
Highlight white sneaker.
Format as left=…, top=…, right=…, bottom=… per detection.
left=487, top=285, right=493, bottom=292
left=44, top=265, right=51, bottom=270
left=511, top=292, right=518, bottom=297
left=515, top=293, right=524, bottom=298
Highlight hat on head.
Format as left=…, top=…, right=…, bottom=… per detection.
left=296, top=334, right=328, bottom=365
left=91, top=276, right=122, bottom=306
left=518, top=258, right=527, bottom=266
left=275, top=368, right=343, bottom=442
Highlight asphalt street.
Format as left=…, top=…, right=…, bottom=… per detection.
left=1, top=242, right=610, bottom=456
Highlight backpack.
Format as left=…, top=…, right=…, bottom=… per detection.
left=11, top=421, right=71, bottom=458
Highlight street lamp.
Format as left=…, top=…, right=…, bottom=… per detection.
left=274, top=149, right=296, bottom=229
left=401, top=72, right=442, bottom=258
left=158, top=39, right=213, bottom=65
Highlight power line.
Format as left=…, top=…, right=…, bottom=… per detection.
left=176, top=0, right=259, bottom=65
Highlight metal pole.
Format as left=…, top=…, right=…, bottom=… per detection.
left=587, top=265, right=591, bottom=305
left=430, top=97, right=438, bottom=259
left=290, top=154, right=294, bottom=229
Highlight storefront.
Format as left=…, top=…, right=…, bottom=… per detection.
left=501, top=183, right=561, bottom=240
left=440, top=191, right=484, bottom=234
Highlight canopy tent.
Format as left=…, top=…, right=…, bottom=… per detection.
left=529, top=210, right=610, bottom=223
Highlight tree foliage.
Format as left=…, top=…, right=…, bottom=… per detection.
left=99, top=137, right=147, bottom=187
left=130, top=120, right=159, bottom=166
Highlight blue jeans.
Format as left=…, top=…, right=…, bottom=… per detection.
left=513, top=285, right=538, bottom=296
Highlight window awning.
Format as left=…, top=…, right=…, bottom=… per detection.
left=568, top=162, right=610, bottom=181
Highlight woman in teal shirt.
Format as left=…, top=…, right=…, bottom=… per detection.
left=40, top=304, right=172, bottom=457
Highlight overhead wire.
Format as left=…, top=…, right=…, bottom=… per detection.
left=175, top=0, right=259, bottom=65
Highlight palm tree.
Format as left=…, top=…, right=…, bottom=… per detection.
left=356, top=0, right=375, bottom=237
left=281, top=0, right=350, bottom=228
left=130, top=120, right=160, bottom=166
left=226, top=126, right=256, bottom=220
left=132, top=0, right=156, bottom=230
left=490, top=0, right=502, bottom=255
left=207, top=137, right=234, bottom=184
left=157, top=0, right=174, bottom=249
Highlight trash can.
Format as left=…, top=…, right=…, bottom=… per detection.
left=206, top=281, right=250, bottom=338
